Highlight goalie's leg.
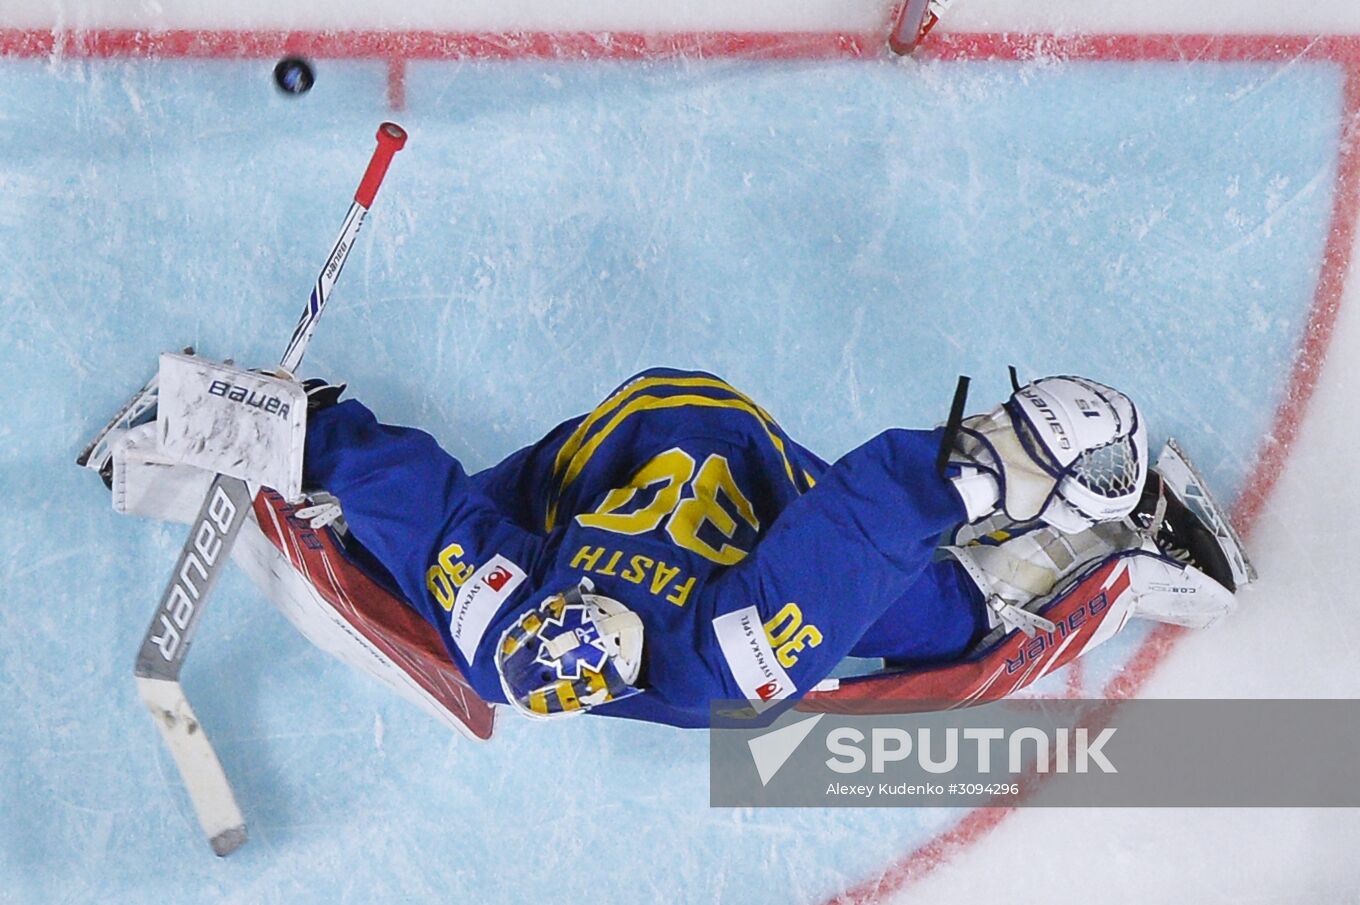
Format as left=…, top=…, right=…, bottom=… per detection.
left=944, top=467, right=1241, bottom=635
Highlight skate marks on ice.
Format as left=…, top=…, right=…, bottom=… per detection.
left=0, top=51, right=1346, bottom=904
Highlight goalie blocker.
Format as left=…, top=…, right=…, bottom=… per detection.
left=157, top=352, right=308, bottom=501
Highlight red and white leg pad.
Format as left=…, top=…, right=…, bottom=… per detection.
left=809, top=550, right=1214, bottom=711
left=110, top=431, right=494, bottom=740
left=244, top=491, right=494, bottom=740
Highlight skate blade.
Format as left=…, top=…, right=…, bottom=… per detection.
left=1155, top=438, right=1257, bottom=587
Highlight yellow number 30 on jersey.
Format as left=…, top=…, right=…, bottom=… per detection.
left=576, top=448, right=760, bottom=566
left=763, top=602, right=823, bottom=668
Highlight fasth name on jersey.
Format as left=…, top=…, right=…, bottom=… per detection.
left=714, top=606, right=796, bottom=711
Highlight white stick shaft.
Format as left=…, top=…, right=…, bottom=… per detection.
left=278, top=120, right=407, bottom=374
left=138, top=677, right=247, bottom=856
left=132, top=123, right=407, bottom=856
left=279, top=200, right=368, bottom=374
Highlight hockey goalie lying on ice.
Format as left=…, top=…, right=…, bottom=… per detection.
left=83, top=358, right=1254, bottom=737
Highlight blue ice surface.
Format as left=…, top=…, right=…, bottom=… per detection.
left=0, top=51, right=1342, bottom=904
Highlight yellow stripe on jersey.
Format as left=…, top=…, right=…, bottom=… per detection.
left=551, top=375, right=781, bottom=483
left=547, top=394, right=799, bottom=531
left=544, top=376, right=798, bottom=530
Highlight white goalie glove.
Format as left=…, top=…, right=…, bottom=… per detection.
left=100, top=354, right=348, bottom=530
left=952, top=375, right=1148, bottom=532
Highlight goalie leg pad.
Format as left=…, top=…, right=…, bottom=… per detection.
left=944, top=516, right=1141, bottom=636
left=946, top=508, right=1235, bottom=634
left=112, top=423, right=216, bottom=524
left=1126, top=551, right=1236, bottom=629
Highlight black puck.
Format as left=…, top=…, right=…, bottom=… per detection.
left=273, top=57, right=315, bottom=95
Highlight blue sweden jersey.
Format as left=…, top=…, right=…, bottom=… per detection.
left=303, top=368, right=985, bottom=728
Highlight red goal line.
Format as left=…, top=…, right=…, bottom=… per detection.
left=1, top=27, right=1357, bottom=61
left=2, top=28, right=1358, bottom=109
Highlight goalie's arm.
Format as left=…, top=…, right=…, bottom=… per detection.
left=694, top=428, right=979, bottom=703
left=303, top=399, right=545, bottom=673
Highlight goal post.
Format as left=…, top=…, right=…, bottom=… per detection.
left=889, top=0, right=939, bottom=55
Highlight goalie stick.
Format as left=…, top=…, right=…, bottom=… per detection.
left=133, top=122, right=408, bottom=856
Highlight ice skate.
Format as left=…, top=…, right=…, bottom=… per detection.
left=945, top=439, right=1253, bottom=638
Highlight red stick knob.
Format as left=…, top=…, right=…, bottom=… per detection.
left=355, top=122, right=408, bottom=209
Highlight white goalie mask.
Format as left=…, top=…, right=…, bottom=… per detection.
left=1006, top=376, right=1148, bottom=532
left=495, top=583, right=645, bottom=719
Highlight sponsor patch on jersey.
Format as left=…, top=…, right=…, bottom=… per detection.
left=450, top=555, right=527, bottom=663
left=713, top=606, right=795, bottom=713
